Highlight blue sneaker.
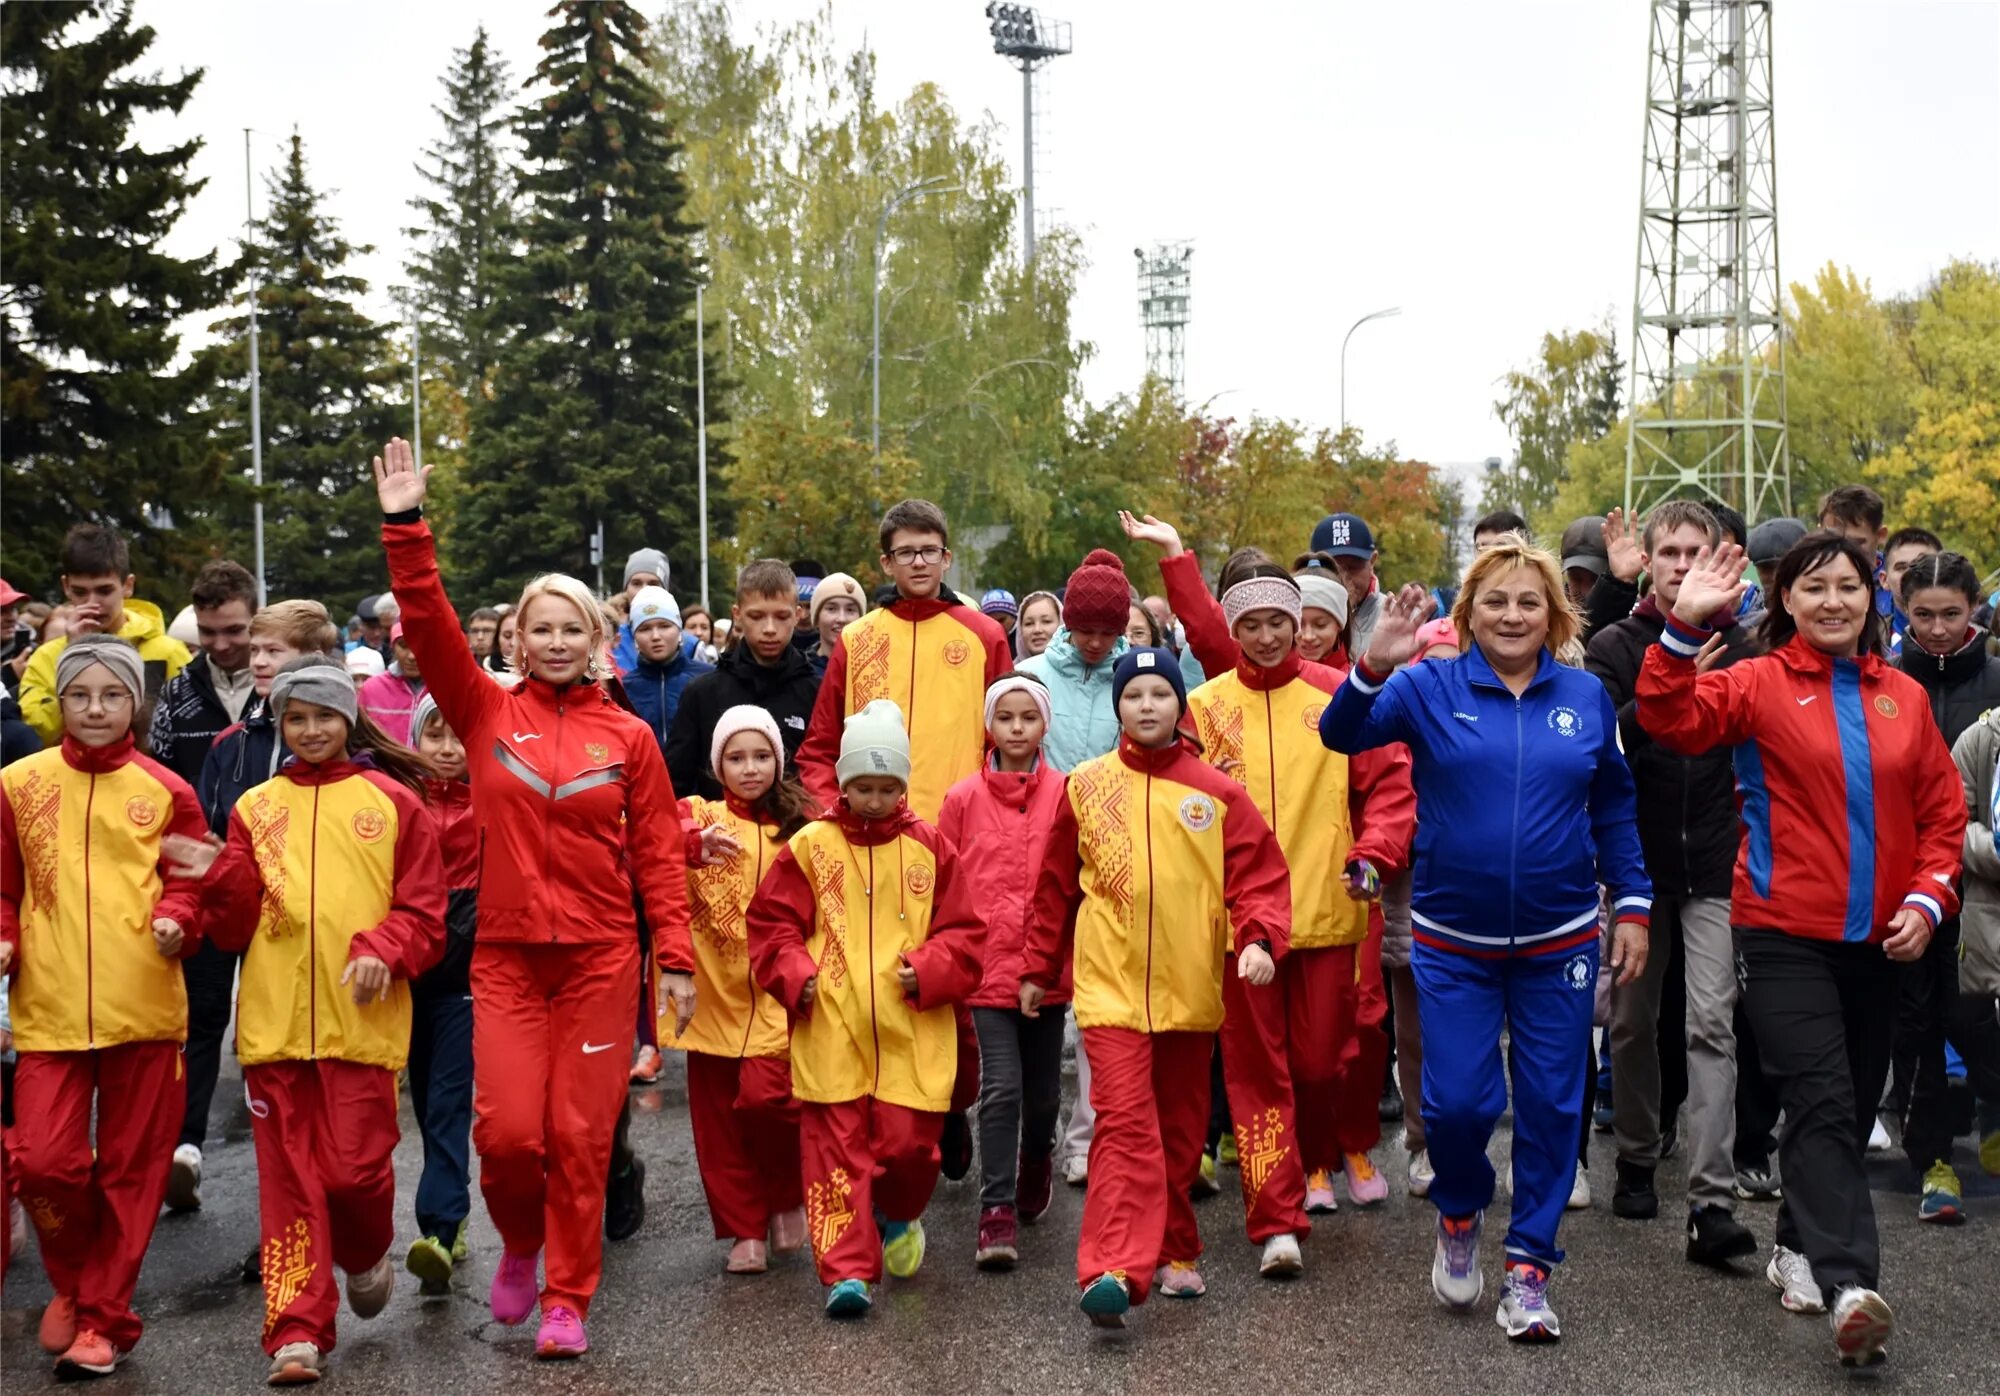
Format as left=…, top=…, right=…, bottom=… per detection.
left=1431, top=1211, right=1484, bottom=1310
left=1917, top=1162, right=1963, bottom=1224
left=1080, top=1272, right=1129, bottom=1328
left=825, top=1278, right=872, bottom=1318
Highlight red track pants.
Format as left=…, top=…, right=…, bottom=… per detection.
left=685, top=1051, right=802, bottom=1241
left=1220, top=963, right=1312, bottom=1242
left=471, top=940, right=639, bottom=1317
left=11, top=1042, right=182, bottom=1350
left=1287, top=938, right=1389, bottom=1172
left=244, top=1058, right=398, bottom=1355
left=798, top=1097, right=941, bottom=1285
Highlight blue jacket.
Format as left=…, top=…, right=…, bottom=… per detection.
left=1320, top=645, right=1652, bottom=956
left=613, top=624, right=703, bottom=678
left=197, top=696, right=291, bottom=836
left=1016, top=629, right=1131, bottom=772
left=626, top=647, right=713, bottom=752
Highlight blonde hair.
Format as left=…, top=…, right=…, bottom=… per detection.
left=1451, top=540, right=1581, bottom=660
left=250, top=599, right=340, bottom=654
left=513, top=573, right=607, bottom=678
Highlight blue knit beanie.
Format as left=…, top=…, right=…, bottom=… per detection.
left=1111, top=646, right=1188, bottom=714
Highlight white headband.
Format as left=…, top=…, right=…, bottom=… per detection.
left=1292, top=571, right=1349, bottom=625
left=983, top=675, right=1053, bottom=734
left=1221, top=576, right=1303, bottom=631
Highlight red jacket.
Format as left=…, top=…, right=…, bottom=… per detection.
left=1638, top=620, right=1965, bottom=943
left=384, top=519, right=693, bottom=952
left=938, top=755, right=1073, bottom=1009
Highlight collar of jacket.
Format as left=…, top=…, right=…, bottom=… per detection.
left=872, top=582, right=967, bottom=610
left=832, top=798, right=918, bottom=846
left=61, top=733, right=137, bottom=773
left=880, top=594, right=958, bottom=623
left=634, top=648, right=686, bottom=679
left=1463, top=641, right=1559, bottom=694
left=277, top=751, right=373, bottom=785
left=1235, top=648, right=1303, bottom=691
left=1634, top=594, right=1740, bottom=632
left=723, top=791, right=777, bottom=825
left=241, top=694, right=275, bottom=729
left=518, top=674, right=607, bottom=709
left=1116, top=733, right=1186, bottom=774
left=981, top=752, right=1051, bottom=797
left=1045, top=630, right=1128, bottom=678
left=719, top=641, right=812, bottom=685
left=1898, top=625, right=1992, bottom=686
left=1773, top=634, right=1887, bottom=681
left=424, top=774, right=470, bottom=808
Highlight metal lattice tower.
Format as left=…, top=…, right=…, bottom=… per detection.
left=985, top=5, right=1071, bottom=266
left=1136, top=241, right=1192, bottom=399
left=1624, top=0, right=1790, bottom=523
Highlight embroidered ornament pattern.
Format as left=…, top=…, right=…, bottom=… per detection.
left=846, top=622, right=893, bottom=711
left=262, top=1217, right=316, bottom=1335
left=1069, top=765, right=1134, bottom=929
left=806, top=1167, right=856, bottom=1259
left=1234, top=1107, right=1291, bottom=1211
left=807, top=841, right=851, bottom=988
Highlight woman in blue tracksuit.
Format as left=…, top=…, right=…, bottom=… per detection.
left=1321, top=538, right=1652, bottom=1345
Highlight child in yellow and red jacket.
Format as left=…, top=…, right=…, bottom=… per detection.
left=664, top=705, right=815, bottom=1275
left=174, top=656, right=444, bottom=1387
left=1, top=635, right=208, bottom=1381
left=748, top=699, right=984, bottom=1318
left=1022, top=648, right=1293, bottom=1330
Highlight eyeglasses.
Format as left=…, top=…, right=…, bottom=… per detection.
left=886, top=546, right=947, bottom=566
left=61, top=689, right=133, bottom=712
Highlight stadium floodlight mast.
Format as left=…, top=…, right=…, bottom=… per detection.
left=984, top=3, right=1071, bottom=266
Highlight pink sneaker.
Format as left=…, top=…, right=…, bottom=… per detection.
left=490, top=1251, right=539, bottom=1325
left=1155, top=1261, right=1206, bottom=1298
left=1305, top=1168, right=1340, bottom=1214
left=1344, top=1152, right=1389, bottom=1206
left=535, top=1303, right=588, bottom=1359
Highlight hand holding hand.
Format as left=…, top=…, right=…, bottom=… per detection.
left=1118, top=511, right=1185, bottom=558
left=1670, top=543, right=1749, bottom=629
left=1602, top=507, right=1645, bottom=584
left=1881, top=908, right=1932, bottom=963
left=372, top=437, right=430, bottom=513
left=161, top=832, right=223, bottom=881
left=698, top=823, right=741, bottom=866
left=1693, top=633, right=1729, bottom=673
left=1019, top=981, right=1046, bottom=1019
left=341, top=955, right=392, bottom=1005
left=896, top=956, right=919, bottom=1001
left=1237, top=943, right=1276, bottom=987
left=152, top=917, right=185, bottom=958
left=1610, top=919, right=1650, bottom=988
left=659, top=971, right=697, bottom=1034
left=0, top=941, right=13, bottom=977
left=1361, top=583, right=1436, bottom=674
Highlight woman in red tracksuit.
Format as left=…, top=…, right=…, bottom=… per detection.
left=373, top=440, right=694, bottom=1361
left=1638, top=533, right=1965, bottom=1371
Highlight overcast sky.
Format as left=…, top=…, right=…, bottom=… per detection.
left=139, top=0, right=1999, bottom=488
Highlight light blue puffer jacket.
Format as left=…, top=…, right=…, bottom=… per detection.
left=1016, top=629, right=1131, bottom=772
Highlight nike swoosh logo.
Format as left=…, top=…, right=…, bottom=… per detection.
left=1795, top=696, right=1816, bottom=706
left=581, top=1041, right=616, bottom=1055
left=512, top=731, right=541, bottom=742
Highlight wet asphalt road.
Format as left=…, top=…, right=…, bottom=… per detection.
left=3, top=1053, right=1996, bottom=1396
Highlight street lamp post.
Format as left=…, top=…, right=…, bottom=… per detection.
left=1340, top=305, right=1401, bottom=432
left=872, top=176, right=955, bottom=456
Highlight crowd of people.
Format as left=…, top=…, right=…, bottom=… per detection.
left=2, top=444, right=1995, bottom=1382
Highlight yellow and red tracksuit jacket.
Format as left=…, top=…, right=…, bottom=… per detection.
left=747, top=802, right=984, bottom=1112
left=1024, top=735, right=1292, bottom=1033
left=1, top=736, right=206, bottom=1051
left=796, top=597, right=1013, bottom=822
left=202, top=755, right=446, bottom=1071
left=663, top=795, right=792, bottom=1060
left=1188, top=650, right=1415, bottom=950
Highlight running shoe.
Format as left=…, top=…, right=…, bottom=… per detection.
left=451, top=1229, right=469, bottom=1263
left=1866, top=1116, right=1894, bottom=1155
left=1685, top=1205, right=1756, bottom=1267
left=1080, top=1272, right=1128, bottom=1328
left=1567, top=1168, right=1592, bottom=1210
left=1592, top=1099, right=1614, bottom=1133
left=1766, top=1246, right=1823, bottom=1314
left=726, top=1238, right=768, bottom=1274
left=604, top=1156, right=646, bottom=1241
left=825, top=1278, right=872, bottom=1318
left=882, top=1219, right=926, bottom=1278
left=770, top=1207, right=808, bottom=1254
left=1733, top=1167, right=1782, bottom=1202
left=490, top=1251, right=540, bottom=1326
left=345, top=1252, right=394, bottom=1319
left=1431, top=1212, right=1483, bottom=1310
left=975, top=1206, right=1019, bottom=1271
left=1657, top=1115, right=1680, bottom=1160
left=1217, top=1133, right=1239, bottom=1168
left=1193, top=1151, right=1222, bottom=1198
left=1305, top=1168, right=1339, bottom=1214
left=1496, top=1261, right=1560, bottom=1342
left=266, top=1342, right=322, bottom=1386
left=1018, top=1152, right=1054, bottom=1222
left=1259, top=1233, right=1303, bottom=1278
left=1407, top=1148, right=1434, bottom=1198
left=166, top=1144, right=203, bottom=1213
left=1612, top=1160, right=1658, bottom=1219
left=39, top=1295, right=76, bottom=1354
left=53, top=1329, right=123, bottom=1381
left=628, top=1045, right=663, bottom=1084
left=534, top=1304, right=587, bottom=1360
left=1917, top=1161, right=1963, bottom=1224
left=1829, top=1286, right=1893, bottom=1367
left=1343, top=1152, right=1389, bottom=1206
left=406, top=1235, right=454, bottom=1296
left=1979, top=1127, right=2000, bottom=1179
left=1063, top=1154, right=1089, bottom=1187
left=1156, top=1261, right=1205, bottom=1298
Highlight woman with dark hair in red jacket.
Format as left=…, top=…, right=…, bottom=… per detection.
left=372, top=440, right=695, bottom=1363
left=1638, top=533, right=1965, bottom=1371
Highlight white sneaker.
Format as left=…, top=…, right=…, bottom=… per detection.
left=1866, top=1117, right=1893, bottom=1155
left=1407, top=1148, right=1434, bottom=1198
left=1766, top=1246, right=1824, bottom=1314
left=1063, top=1154, right=1089, bottom=1187
left=1829, top=1285, right=1893, bottom=1367
left=1431, top=1212, right=1484, bottom=1310
left=345, top=1251, right=394, bottom=1318
left=1258, top=1233, right=1303, bottom=1278
left=166, top=1144, right=202, bottom=1212
left=1496, top=1262, right=1561, bottom=1341
left=1567, top=1168, right=1592, bottom=1210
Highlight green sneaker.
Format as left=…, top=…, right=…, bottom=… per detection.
left=1218, top=1134, right=1239, bottom=1168
left=1980, top=1128, right=2000, bottom=1179
left=406, top=1235, right=455, bottom=1296
left=1917, top=1161, right=1963, bottom=1224
left=451, top=1229, right=469, bottom=1263
left=1193, top=1151, right=1222, bottom=1198
left=882, top=1219, right=926, bottom=1279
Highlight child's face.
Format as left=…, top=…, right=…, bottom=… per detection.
left=634, top=617, right=681, bottom=664
left=60, top=572, right=132, bottom=636
left=248, top=634, right=302, bottom=697
left=1118, top=675, right=1181, bottom=748
left=880, top=529, right=948, bottom=601
left=1017, top=598, right=1060, bottom=655
left=416, top=715, right=466, bottom=781
left=684, top=611, right=712, bottom=644
left=816, top=595, right=861, bottom=651
left=1234, top=608, right=1297, bottom=669
left=989, top=691, right=1046, bottom=765
left=1297, top=607, right=1341, bottom=663
left=733, top=593, right=794, bottom=664
left=281, top=700, right=350, bottom=766
left=719, top=731, right=778, bottom=804
left=843, top=774, right=905, bottom=821
left=196, top=599, right=254, bottom=672
left=1882, top=542, right=1938, bottom=600
left=1069, top=628, right=1118, bottom=666
left=59, top=661, right=135, bottom=748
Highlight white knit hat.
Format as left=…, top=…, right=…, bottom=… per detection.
left=709, top=704, right=785, bottom=782
left=835, top=698, right=911, bottom=788
left=1293, top=570, right=1349, bottom=625
left=630, top=584, right=681, bottom=630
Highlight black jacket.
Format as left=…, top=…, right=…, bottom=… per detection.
left=1587, top=598, right=1761, bottom=898
left=148, top=656, right=240, bottom=787
left=665, top=641, right=823, bottom=801
left=1898, top=627, right=2000, bottom=750
left=196, top=697, right=290, bottom=835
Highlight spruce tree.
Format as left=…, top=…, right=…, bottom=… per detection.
left=403, top=25, right=514, bottom=395
left=1, top=1, right=238, bottom=593
left=209, top=132, right=400, bottom=610
left=455, top=0, right=722, bottom=601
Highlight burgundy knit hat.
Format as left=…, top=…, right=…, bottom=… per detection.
left=1063, top=549, right=1131, bottom=634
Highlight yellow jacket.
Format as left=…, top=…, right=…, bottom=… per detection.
left=2, top=737, right=206, bottom=1051
left=796, top=597, right=1014, bottom=822
left=1188, top=652, right=1416, bottom=950
left=748, top=803, right=983, bottom=1111
left=19, top=600, right=191, bottom=744
left=665, top=796, right=791, bottom=1059
left=1026, top=736, right=1292, bottom=1033
left=203, top=756, right=445, bottom=1070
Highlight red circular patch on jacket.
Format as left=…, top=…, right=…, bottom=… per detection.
left=352, top=808, right=388, bottom=843
left=942, top=640, right=971, bottom=668
left=1874, top=695, right=1899, bottom=719
left=905, top=863, right=935, bottom=897
left=1302, top=703, right=1327, bottom=729
left=125, top=796, right=159, bottom=829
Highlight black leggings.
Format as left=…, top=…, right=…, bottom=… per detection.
left=972, top=1006, right=1067, bottom=1208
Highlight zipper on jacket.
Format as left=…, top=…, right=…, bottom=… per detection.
left=1143, top=771, right=1156, bottom=1032
left=1509, top=696, right=1523, bottom=949
left=906, top=614, right=920, bottom=761
left=84, top=771, right=97, bottom=1047
left=309, top=784, right=320, bottom=1056
left=1264, top=690, right=1278, bottom=840
left=1680, top=761, right=1692, bottom=896
left=867, top=843, right=881, bottom=1091
left=738, top=821, right=765, bottom=1058
left=539, top=702, right=565, bottom=939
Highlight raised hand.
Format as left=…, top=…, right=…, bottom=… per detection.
left=372, top=437, right=430, bottom=514
left=1670, top=542, right=1749, bottom=628
left=1360, top=582, right=1436, bottom=674
left=1602, top=507, right=1645, bottom=584
left=1118, top=510, right=1185, bottom=558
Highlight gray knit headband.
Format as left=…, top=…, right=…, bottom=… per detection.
left=269, top=661, right=359, bottom=726
left=1221, top=576, right=1303, bottom=630
left=55, top=635, right=145, bottom=701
